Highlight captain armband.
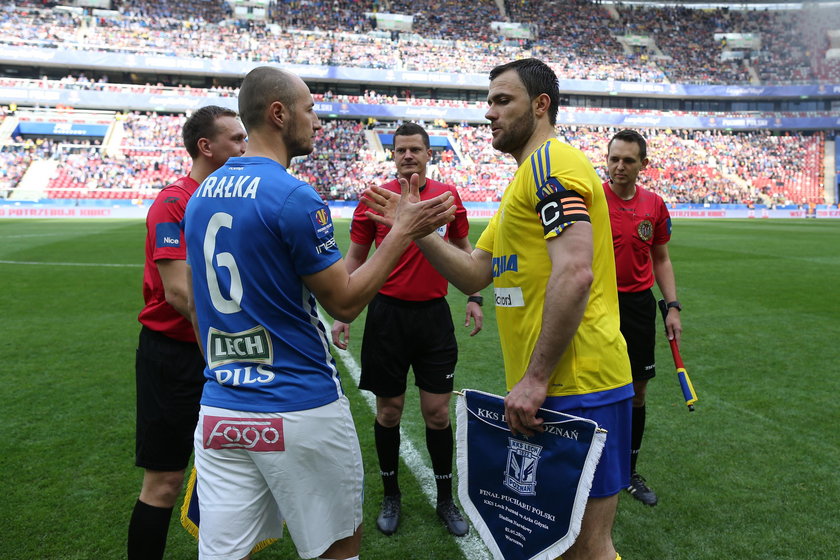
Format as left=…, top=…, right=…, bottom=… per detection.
left=535, top=189, right=590, bottom=236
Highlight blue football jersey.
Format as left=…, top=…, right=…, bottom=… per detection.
left=184, top=156, right=344, bottom=413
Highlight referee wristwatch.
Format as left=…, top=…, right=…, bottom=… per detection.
left=666, top=300, right=682, bottom=312
left=468, top=295, right=483, bottom=306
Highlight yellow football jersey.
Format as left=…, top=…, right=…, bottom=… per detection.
left=476, top=138, right=631, bottom=405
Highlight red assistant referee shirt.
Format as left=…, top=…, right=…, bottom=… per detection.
left=351, top=178, right=469, bottom=301
left=603, top=181, right=672, bottom=293
left=138, top=176, right=198, bottom=342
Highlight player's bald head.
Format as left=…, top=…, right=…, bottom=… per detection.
left=238, top=66, right=302, bottom=132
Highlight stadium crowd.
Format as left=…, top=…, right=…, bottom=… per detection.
left=5, top=75, right=837, bottom=123
left=289, top=119, right=393, bottom=201
left=1, top=0, right=838, bottom=84
left=7, top=110, right=821, bottom=206
left=0, top=0, right=832, bottom=205
left=46, top=145, right=188, bottom=196
left=0, top=139, right=52, bottom=197
left=3, top=75, right=239, bottom=98
left=40, top=112, right=190, bottom=196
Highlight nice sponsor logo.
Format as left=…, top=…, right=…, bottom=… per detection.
left=203, top=415, right=285, bottom=451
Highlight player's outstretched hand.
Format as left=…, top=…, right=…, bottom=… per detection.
left=389, top=173, right=455, bottom=240
left=360, top=184, right=400, bottom=227
left=665, top=311, right=682, bottom=344
left=465, top=301, right=483, bottom=337
left=331, top=320, right=350, bottom=350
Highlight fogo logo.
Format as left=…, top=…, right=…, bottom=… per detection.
left=203, top=416, right=285, bottom=451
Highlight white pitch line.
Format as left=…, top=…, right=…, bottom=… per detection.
left=320, top=311, right=491, bottom=560
left=0, top=260, right=142, bottom=268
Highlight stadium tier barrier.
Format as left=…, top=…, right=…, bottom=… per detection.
left=0, top=199, right=834, bottom=220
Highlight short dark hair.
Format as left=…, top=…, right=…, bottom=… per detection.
left=489, top=58, right=560, bottom=125
left=237, top=66, right=297, bottom=132
left=182, top=105, right=238, bottom=159
left=393, top=122, right=430, bottom=149
left=608, top=129, right=648, bottom=161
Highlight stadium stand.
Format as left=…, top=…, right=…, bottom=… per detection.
left=43, top=143, right=189, bottom=199
left=10, top=110, right=821, bottom=206
left=0, top=0, right=836, bottom=206
left=1, top=1, right=839, bottom=85
left=0, top=142, right=43, bottom=199
left=290, top=119, right=393, bottom=201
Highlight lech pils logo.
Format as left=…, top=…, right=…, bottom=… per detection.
left=207, top=325, right=273, bottom=369
left=504, top=438, right=542, bottom=496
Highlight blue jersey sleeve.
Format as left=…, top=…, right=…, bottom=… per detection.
left=280, top=184, right=342, bottom=276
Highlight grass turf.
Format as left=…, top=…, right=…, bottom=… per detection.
left=0, top=218, right=837, bottom=559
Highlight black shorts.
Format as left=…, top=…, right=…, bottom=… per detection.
left=618, top=289, right=657, bottom=382
left=359, top=294, right=458, bottom=398
left=135, top=326, right=206, bottom=471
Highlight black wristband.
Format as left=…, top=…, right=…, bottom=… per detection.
left=467, top=295, right=483, bottom=306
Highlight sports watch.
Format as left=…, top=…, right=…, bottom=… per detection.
left=666, top=300, right=682, bottom=312
left=468, top=295, right=484, bottom=306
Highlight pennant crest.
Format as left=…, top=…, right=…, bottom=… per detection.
left=504, top=439, right=541, bottom=496
left=456, top=389, right=606, bottom=560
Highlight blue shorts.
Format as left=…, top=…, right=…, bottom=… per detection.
left=542, top=396, right=632, bottom=498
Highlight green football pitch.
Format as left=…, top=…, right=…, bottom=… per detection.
left=1, top=218, right=838, bottom=559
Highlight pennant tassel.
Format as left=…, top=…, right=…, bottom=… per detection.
left=179, top=467, right=200, bottom=540
left=563, top=428, right=606, bottom=554
left=179, top=466, right=279, bottom=553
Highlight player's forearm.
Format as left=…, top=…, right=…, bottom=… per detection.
left=185, top=266, right=205, bottom=355
left=653, top=259, right=677, bottom=302
left=416, top=233, right=491, bottom=294
left=344, top=255, right=366, bottom=275
left=343, top=241, right=370, bottom=275
left=654, top=258, right=682, bottom=340
left=331, top=233, right=413, bottom=322
left=158, top=259, right=192, bottom=318
left=164, top=288, right=191, bottom=319
left=450, top=236, right=483, bottom=297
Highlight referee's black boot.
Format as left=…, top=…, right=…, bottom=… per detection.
left=436, top=499, right=469, bottom=537
left=627, top=472, right=658, bottom=506
left=376, top=494, right=401, bottom=535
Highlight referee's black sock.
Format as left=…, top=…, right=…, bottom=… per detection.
left=426, top=424, right=454, bottom=503
left=630, top=405, right=646, bottom=475
left=127, top=499, right=173, bottom=560
left=375, top=420, right=401, bottom=496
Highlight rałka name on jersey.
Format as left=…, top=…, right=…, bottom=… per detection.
left=196, top=175, right=261, bottom=199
